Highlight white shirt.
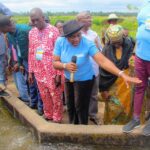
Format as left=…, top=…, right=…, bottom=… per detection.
left=81, top=29, right=102, bottom=76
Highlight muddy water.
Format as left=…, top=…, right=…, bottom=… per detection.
left=0, top=99, right=149, bottom=150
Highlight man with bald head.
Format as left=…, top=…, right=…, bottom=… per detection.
left=28, top=8, right=63, bottom=123
left=77, top=11, right=102, bottom=125
left=76, top=11, right=102, bottom=50
left=30, top=8, right=46, bottom=30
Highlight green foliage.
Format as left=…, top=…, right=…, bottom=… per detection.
left=12, top=15, right=138, bottom=39
left=12, top=16, right=29, bottom=24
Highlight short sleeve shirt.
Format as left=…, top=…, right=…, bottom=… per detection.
left=54, top=36, right=99, bottom=81
left=136, top=2, right=150, bottom=61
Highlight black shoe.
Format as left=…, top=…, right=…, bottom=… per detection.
left=90, top=117, right=101, bottom=125
left=18, top=97, right=29, bottom=106
left=43, top=115, right=53, bottom=121
left=17, top=97, right=22, bottom=100
left=0, top=90, right=10, bottom=97
left=37, top=109, right=44, bottom=116
left=29, top=104, right=37, bottom=109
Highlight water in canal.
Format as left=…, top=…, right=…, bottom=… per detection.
left=0, top=99, right=149, bottom=150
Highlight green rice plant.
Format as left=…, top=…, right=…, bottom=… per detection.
left=12, top=15, right=138, bottom=38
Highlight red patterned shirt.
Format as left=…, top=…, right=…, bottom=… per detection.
left=28, top=24, right=61, bottom=89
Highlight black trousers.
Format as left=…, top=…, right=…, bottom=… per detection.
left=64, top=78, right=94, bottom=125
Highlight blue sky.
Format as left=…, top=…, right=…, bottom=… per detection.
left=2, top=0, right=144, bottom=12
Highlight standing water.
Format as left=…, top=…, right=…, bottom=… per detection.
left=0, top=99, right=149, bottom=150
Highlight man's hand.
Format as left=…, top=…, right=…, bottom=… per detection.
left=28, top=73, right=34, bottom=85
left=54, top=75, right=61, bottom=88
left=12, top=63, right=19, bottom=72
left=20, top=65, right=25, bottom=75
left=101, top=91, right=110, bottom=100
left=7, top=65, right=12, bottom=72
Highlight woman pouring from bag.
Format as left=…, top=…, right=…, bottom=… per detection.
left=99, top=25, right=134, bottom=124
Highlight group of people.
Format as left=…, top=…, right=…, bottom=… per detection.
left=0, top=1, right=150, bottom=136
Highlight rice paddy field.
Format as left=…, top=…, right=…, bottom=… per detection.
left=13, top=15, right=138, bottom=39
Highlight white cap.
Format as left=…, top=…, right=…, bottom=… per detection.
left=107, top=14, right=119, bottom=20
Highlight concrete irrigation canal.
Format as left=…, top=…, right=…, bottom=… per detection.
left=1, top=84, right=150, bottom=147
